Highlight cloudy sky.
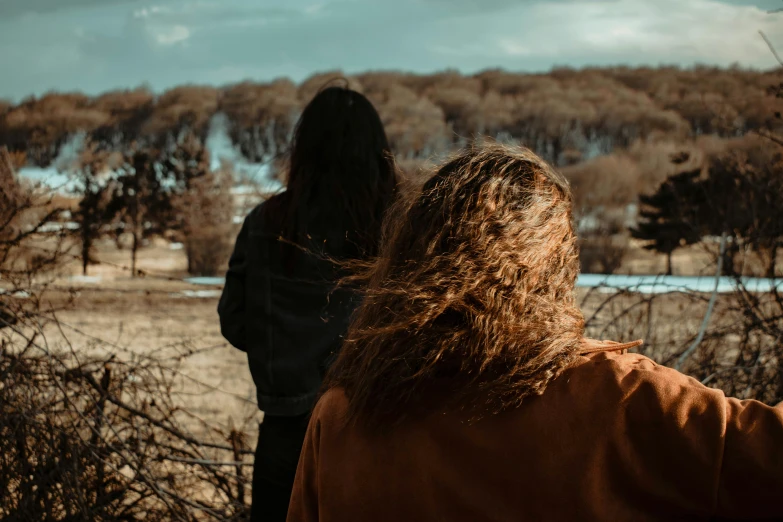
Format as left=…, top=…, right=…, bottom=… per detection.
left=1, top=0, right=782, bottom=101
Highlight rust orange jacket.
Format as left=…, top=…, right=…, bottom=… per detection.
left=287, top=340, right=783, bottom=521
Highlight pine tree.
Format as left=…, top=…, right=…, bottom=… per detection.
left=631, top=168, right=704, bottom=275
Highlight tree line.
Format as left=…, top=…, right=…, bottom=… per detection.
left=1, top=66, right=780, bottom=168
left=2, top=65, right=781, bottom=277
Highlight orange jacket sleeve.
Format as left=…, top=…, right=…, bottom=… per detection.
left=714, top=397, right=783, bottom=518
left=589, top=353, right=783, bottom=518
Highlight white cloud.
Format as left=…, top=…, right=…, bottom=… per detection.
left=154, top=24, right=190, bottom=45
left=498, top=40, right=535, bottom=57
left=304, top=3, right=325, bottom=15
left=491, top=0, right=781, bottom=66
left=134, top=6, right=168, bottom=18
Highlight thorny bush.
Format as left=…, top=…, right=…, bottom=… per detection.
left=0, top=147, right=251, bottom=521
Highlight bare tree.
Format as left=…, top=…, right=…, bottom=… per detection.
left=173, top=161, right=235, bottom=276
left=106, top=147, right=172, bottom=277
left=70, top=143, right=114, bottom=276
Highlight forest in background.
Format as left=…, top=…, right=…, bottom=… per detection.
left=2, top=65, right=782, bottom=277
left=2, top=65, right=780, bottom=167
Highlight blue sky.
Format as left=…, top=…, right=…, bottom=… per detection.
left=1, top=0, right=782, bottom=101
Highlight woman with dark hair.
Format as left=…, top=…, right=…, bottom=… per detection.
left=218, top=86, right=397, bottom=521
left=287, top=142, right=783, bottom=522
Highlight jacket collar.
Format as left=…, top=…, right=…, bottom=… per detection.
left=578, top=338, right=644, bottom=356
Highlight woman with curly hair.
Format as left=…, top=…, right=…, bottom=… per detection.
left=287, top=143, right=783, bottom=522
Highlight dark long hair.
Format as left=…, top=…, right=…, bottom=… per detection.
left=263, top=86, right=397, bottom=260
left=323, top=142, right=585, bottom=427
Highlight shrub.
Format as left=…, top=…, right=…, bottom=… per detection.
left=175, top=167, right=235, bottom=276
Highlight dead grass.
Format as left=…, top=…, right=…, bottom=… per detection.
left=20, top=232, right=771, bottom=438
left=19, top=237, right=260, bottom=440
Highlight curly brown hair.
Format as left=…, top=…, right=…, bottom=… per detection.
left=323, top=142, right=585, bottom=426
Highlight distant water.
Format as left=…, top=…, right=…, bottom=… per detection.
left=184, top=277, right=225, bottom=286
left=185, top=274, right=782, bottom=294
left=576, top=274, right=781, bottom=294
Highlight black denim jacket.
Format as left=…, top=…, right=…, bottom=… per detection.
left=218, top=202, right=357, bottom=416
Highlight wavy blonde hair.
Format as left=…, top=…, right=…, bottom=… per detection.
left=324, top=142, right=585, bottom=425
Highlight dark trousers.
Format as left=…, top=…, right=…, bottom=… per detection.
left=250, top=413, right=310, bottom=522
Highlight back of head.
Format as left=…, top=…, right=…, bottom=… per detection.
left=265, top=86, right=397, bottom=260
left=324, top=142, right=585, bottom=425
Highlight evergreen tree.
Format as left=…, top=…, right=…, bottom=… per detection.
left=631, top=168, right=704, bottom=275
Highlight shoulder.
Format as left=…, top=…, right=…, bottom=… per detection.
left=582, top=349, right=658, bottom=374
left=311, top=388, right=350, bottom=426
left=246, top=198, right=270, bottom=224
left=576, top=349, right=727, bottom=415
left=583, top=349, right=692, bottom=381
left=245, top=193, right=288, bottom=230
left=578, top=338, right=714, bottom=390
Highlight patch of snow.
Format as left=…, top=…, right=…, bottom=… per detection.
left=17, top=167, right=73, bottom=192
left=69, top=275, right=102, bottom=284
left=0, top=289, right=31, bottom=299
left=36, top=222, right=80, bottom=233
left=230, top=185, right=258, bottom=195
left=169, top=242, right=184, bottom=250
left=577, top=215, right=600, bottom=234
left=175, top=290, right=222, bottom=299
left=206, top=114, right=285, bottom=195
